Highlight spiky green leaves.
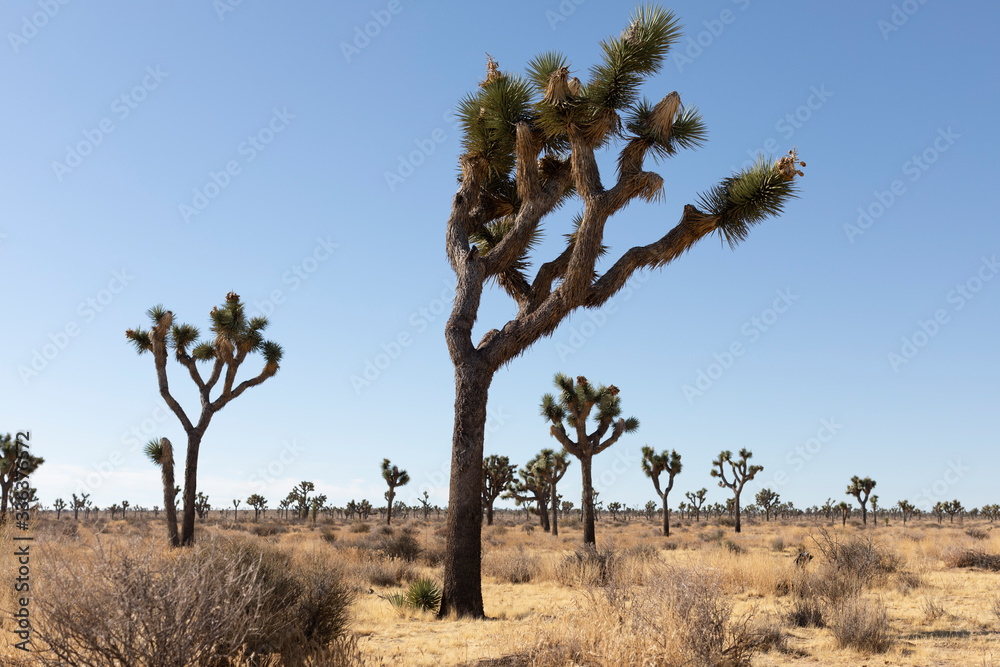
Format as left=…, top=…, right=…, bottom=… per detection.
left=587, top=5, right=682, bottom=114
left=624, top=97, right=707, bottom=163
left=261, top=341, right=283, bottom=365
left=171, top=324, right=199, bottom=355
left=641, top=446, right=682, bottom=478
left=457, top=65, right=536, bottom=181
left=144, top=438, right=164, bottom=466
left=125, top=328, right=152, bottom=355
left=698, top=155, right=800, bottom=249
left=471, top=216, right=542, bottom=284
left=147, top=305, right=168, bottom=323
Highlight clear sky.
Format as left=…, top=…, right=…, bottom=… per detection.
left=3, top=1, right=997, bottom=515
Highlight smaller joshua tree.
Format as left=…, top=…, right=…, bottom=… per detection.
left=381, top=459, right=410, bottom=526
left=247, top=493, right=267, bottom=522
left=755, top=488, right=780, bottom=522
left=837, top=501, right=851, bottom=526
left=144, top=437, right=179, bottom=547
left=685, top=488, right=707, bottom=522
left=846, top=475, right=876, bottom=526
left=710, top=449, right=762, bottom=534
left=897, top=499, right=915, bottom=526
left=541, top=374, right=639, bottom=545
left=640, top=446, right=682, bottom=536
left=532, top=449, right=570, bottom=536
left=53, top=498, right=66, bottom=520
left=482, top=454, right=517, bottom=526
left=504, top=458, right=551, bottom=531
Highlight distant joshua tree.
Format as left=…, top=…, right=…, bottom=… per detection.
left=381, top=459, right=410, bottom=526
left=532, top=449, right=570, bottom=536
left=194, top=492, right=211, bottom=520
left=504, top=455, right=551, bottom=532
left=419, top=491, right=432, bottom=520
left=897, top=499, right=915, bottom=525
left=482, top=454, right=517, bottom=526
left=644, top=500, right=657, bottom=521
left=288, top=481, right=315, bottom=519
left=710, top=449, right=762, bottom=534
left=247, top=493, right=267, bottom=522
left=311, top=494, right=328, bottom=524
left=125, top=293, right=283, bottom=546
left=870, top=494, right=879, bottom=527
left=846, top=475, right=876, bottom=525
left=755, top=488, right=780, bottom=522
left=144, top=437, right=179, bottom=547
left=685, top=488, right=707, bottom=522
left=943, top=499, right=964, bottom=523
left=541, top=374, right=639, bottom=545
left=837, top=501, right=851, bottom=526
left=0, top=433, right=44, bottom=526
left=53, top=498, right=66, bottom=520
left=640, top=446, right=681, bottom=536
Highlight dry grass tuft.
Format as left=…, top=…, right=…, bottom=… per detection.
left=829, top=596, right=893, bottom=653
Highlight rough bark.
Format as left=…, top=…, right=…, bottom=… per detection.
left=580, top=456, right=596, bottom=545
left=485, top=504, right=494, bottom=526
left=386, top=487, right=395, bottom=526
left=159, top=437, right=180, bottom=548
left=734, top=489, right=742, bottom=533
left=662, top=495, right=670, bottom=537
left=180, top=429, right=205, bottom=546
left=439, top=363, right=492, bottom=619
left=550, top=481, right=559, bottom=537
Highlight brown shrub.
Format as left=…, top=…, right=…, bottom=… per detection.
left=829, top=597, right=893, bottom=653
left=945, top=548, right=1000, bottom=571
left=483, top=548, right=540, bottom=584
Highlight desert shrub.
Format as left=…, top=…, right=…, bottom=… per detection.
left=382, top=591, right=408, bottom=611
left=700, top=528, right=725, bottom=542
left=810, top=529, right=901, bottom=598
left=662, top=540, right=678, bottom=551
left=247, top=523, right=287, bottom=537
left=785, top=596, right=824, bottom=628
left=965, top=528, right=989, bottom=541
left=349, top=521, right=370, bottom=534
left=770, top=537, right=786, bottom=552
left=490, top=524, right=508, bottom=536
left=945, top=548, right=1000, bottom=571
left=754, top=618, right=789, bottom=654
left=420, top=540, right=446, bottom=567
left=556, top=544, right=618, bottom=587
left=563, top=518, right=580, bottom=529
left=921, top=596, right=946, bottom=621
left=829, top=597, right=892, bottom=653
left=483, top=548, right=539, bottom=584
left=894, top=570, right=922, bottom=595
left=33, top=535, right=356, bottom=666
left=358, top=557, right=414, bottom=587
left=406, top=578, right=442, bottom=612
left=991, top=595, right=1000, bottom=622
left=522, top=523, right=535, bottom=534
left=376, top=530, right=421, bottom=562
left=320, top=527, right=338, bottom=544
left=722, top=539, right=744, bottom=555
left=718, top=516, right=736, bottom=527
left=623, top=542, right=658, bottom=562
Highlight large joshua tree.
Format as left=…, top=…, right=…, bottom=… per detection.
left=144, top=437, right=179, bottom=547
left=482, top=454, right=517, bottom=526
left=533, top=448, right=571, bottom=536
left=710, top=449, right=762, bottom=534
left=381, top=458, right=410, bottom=526
left=640, top=446, right=681, bottom=536
left=846, top=475, right=876, bottom=526
left=440, top=6, right=805, bottom=616
left=541, top=374, right=639, bottom=546
left=0, top=433, right=44, bottom=525
left=125, top=292, right=283, bottom=546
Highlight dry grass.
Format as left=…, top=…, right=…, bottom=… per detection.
left=3, top=515, right=1000, bottom=666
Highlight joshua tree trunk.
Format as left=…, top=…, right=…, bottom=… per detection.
left=386, top=488, right=395, bottom=526
left=662, top=495, right=670, bottom=537
left=160, top=439, right=180, bottom=548
left=734, top=491, right=742, bottom=533
left=550, top=482, right=559, bottom=537
left=580, top=456, right=596, bottom=545
left=180, top=429, right=206, bottom=546
left=439, top=363, right=492, bottom=619
left=485, top=503, right=493, bottom=525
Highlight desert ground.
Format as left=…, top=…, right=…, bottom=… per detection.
left=2, top=511, right=998, bottom=666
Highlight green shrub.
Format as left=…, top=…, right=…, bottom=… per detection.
left=405, top=578, right=442, bottom=612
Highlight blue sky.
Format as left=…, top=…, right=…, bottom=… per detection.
left=3, top=1, right=997, bottom=515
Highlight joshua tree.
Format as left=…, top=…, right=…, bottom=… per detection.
left=870, top=494, right=879, bottom=527
left=437, top=6, right=806, bottom=617
left=194, top=492, right=211, bottom=520
left=685, top=488, right=707, bottom=522
left=482, top=454, right=517, bottom=525
left=419, top=491, right=432, bottom=520
left=381, top=459, right=410, bottom=526
left=541, top=374, right=639, bottom=545
left=145, top=438, right=180, bottom=546
left=0, top=433, right=44, bottom=525
left=644, top=500, right=657, bottom=520
left=278, top=498, right=291, bottom=520
left=311, top=494, right=327, bottom=524
left=125, top=292, right=283, bottom=546
left=53, top=498, right=66, bottom=519
left=71, top=493, right=89, bottom=521
left=121, top=500, right=130, bottom=519
left=607, top=502, right=623, bottom=522
left=837, top=501, right=851, bottom=526
left=846, top=475, right=876, bottom=526
left=232, top=499, right=241, bottom=521
left=710, top=449, right=762, bottom=534
left=247, top=493, right=267, bottom=522
left=897, top=499, right=915, bottom=525
left=504, top=456, right=551, bottom=532
left=533, top=449, right=571, bottom=536
left=561, top=500, right=574, bottom=518
left=288, top=481, right=315, bottom=519
left=821, top=498, right=835, bottom=523
left=755, top=488, right=780, bottom=522
left=943, top=499, right=964, bottom=523
left=640, top=446, right=681, bottom=536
